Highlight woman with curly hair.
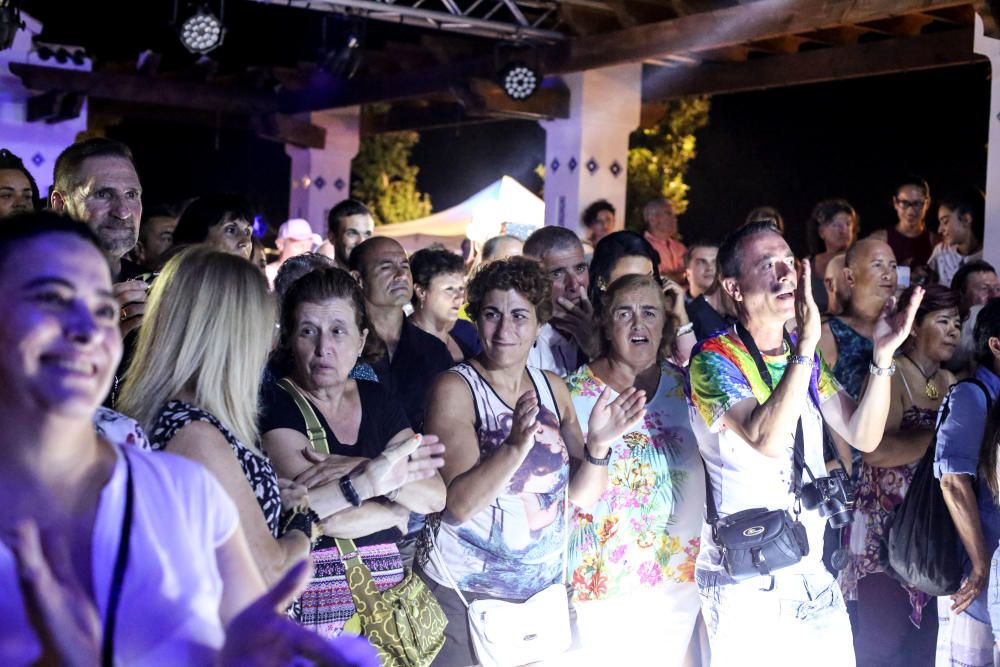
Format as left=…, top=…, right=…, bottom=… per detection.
left=409, top=247, right=480, bottom=362
left=421, top=256, right=647, bottom=666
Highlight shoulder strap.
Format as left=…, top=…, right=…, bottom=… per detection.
left=276, top=378, right=330, bottom=455
left=101, top=451, right=135, bottom=667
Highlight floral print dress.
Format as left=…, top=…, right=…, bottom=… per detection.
left=566, top=362, right=704, bottom=601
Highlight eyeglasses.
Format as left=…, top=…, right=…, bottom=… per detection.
left=896, top=199, right=927, bottom=210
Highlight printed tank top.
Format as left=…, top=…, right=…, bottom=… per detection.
left=424, top=362, right=570, bottom=599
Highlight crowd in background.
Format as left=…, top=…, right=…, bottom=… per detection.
left=2, top=139, right=1000, bottom=667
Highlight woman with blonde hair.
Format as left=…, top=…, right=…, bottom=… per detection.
left=118, top=245, right=316, bottom=584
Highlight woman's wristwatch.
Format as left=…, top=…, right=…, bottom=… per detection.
left=584, top=442, right=611, bottom=466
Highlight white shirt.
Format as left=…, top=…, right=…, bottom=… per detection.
left=527, top=323, right=581, bottom=377
left=928, top=242, right=983, bottom=288
left=0, top=444, right=239, bottom=665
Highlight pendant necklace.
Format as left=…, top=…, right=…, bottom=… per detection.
left=902, top=353, right=939, bottom=400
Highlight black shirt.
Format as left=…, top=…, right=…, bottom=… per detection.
left=686, top=294, right=733, bottom=342
left=371, top=317, right=454, bottom=432
left=259, top=379, right=411, bottom=547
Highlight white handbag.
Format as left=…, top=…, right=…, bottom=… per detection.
left=428, top=512, right=573, bottom=667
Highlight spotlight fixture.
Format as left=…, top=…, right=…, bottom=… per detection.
left=178, top=5, right=225, bottom=54
left=0, top=0, right=25, bottom=52
left=499, top=62, right=539, bottom=101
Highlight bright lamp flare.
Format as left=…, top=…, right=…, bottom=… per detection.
left=179, top=8, right=224, bottom=54
left=501, top=63, right=538, bottom=101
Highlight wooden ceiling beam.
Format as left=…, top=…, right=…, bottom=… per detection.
left=542, top=0, right=972, bottom=73
left=641, top=27, right=981, bottom=101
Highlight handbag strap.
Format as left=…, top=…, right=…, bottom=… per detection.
left=101, top=450, right=135, bottom=667
left=333, top=536, right=387, bottom=613
left=427, top=529, right=473, bottom=609
left=277, top=377, right=330, bottom=455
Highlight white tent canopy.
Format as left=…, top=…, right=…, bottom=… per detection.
left=377, top=176, right=544, bottom=253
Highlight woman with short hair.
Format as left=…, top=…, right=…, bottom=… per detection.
left=172, top=193, right=255, bottom=260
left=409, top=247, right=479, bottom=362
left=421, top=255, right=646, bottom=666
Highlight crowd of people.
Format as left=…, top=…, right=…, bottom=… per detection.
left=2, top=138, right=1000, bottom=667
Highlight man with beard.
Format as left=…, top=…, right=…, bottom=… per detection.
left=523, top=226, right=599, bottom=376
left=50, top=138, right=148, bottom=336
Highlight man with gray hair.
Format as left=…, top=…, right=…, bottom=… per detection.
left=523, top=226, right=599, bottom=376
left=50, top=137, right=147, bottom=337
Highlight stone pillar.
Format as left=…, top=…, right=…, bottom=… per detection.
left=0, top=13, right=90, bottom=196
left=540, top=63, right=642, bottom=235
left=976, top=14, right=1000, bottom=267
left=285, top=107, right=361, bottom=237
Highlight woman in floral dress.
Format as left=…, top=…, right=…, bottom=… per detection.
left=566, top=273, right=705, bottom=664
left=838, top=284, right=959, bottom=665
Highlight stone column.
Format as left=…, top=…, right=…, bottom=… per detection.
left=976, top=14, right=1000, bottom=267
left=539, top=63, right=642, bottom=235
left=285, top=107, right=361, bottom=237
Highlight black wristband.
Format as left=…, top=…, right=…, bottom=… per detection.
left=340, top=475, right=363, bottom=507
left=282, top=508, right=321, bottom=546
left=584, top=443, right=611, bottom=466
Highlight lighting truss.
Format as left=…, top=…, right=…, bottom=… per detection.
left=249, top=0, right=565, bottom=42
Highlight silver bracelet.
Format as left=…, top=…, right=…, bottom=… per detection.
left=788, top=354, right=814, bottom=368
left=869, top=360, right=896, bottom=377
left=677, top=322, right=695, bottom=337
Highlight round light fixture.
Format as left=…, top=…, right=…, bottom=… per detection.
left=500, top=62, right=539, bottom=101
left=179, top=7, right=225, bottom=54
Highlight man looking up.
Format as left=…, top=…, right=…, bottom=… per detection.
left=643, top=198, right=687, bottom=284
left=349, top=237, right=452, bottom=432
left=688, top=221, right=921, bottom=665
left=50, top=138, right=147, bottom=337
left=327, top=198, right=374, bottom=271
left=523, top=226, right=599, bottom=376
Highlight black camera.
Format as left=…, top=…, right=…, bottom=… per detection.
left=800, top=468, right=854, bottom=529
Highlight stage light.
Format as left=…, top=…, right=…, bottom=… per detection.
left=499, top=62, right=539, bottom=101
left=178, top=6, right=225, bottom=54
left=0, top=0, right=25, bottom=52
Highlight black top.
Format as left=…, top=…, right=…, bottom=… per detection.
left=116, top=257, right=148, bottom=283
left=371, top=317, right=454, bottom=432
left=686, top=294, right=733, bottom=342
left=150, top=400, right=283, bottom=537
left=259, top=379, right=410, bottom=547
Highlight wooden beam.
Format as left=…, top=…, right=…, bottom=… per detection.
left=466, top=78, right=571, bottom=118
left=642, top=27, right=981, bottom=100
left=10, top=63, right=277, bottom=115
left=543, top=0, right=971, bottom=72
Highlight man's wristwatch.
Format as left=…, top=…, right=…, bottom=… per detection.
left=788, top=354, right=814, bottom=368
left=584, top=443, right=611, bottom=467
left=869, top=360, right=897, bottom=377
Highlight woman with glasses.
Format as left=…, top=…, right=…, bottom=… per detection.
left=871, top=176, right=934, bottom=268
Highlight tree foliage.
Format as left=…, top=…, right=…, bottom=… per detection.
left=625, top=96, right=710, bottom=231
left=351, top=131, right=432, bottom=224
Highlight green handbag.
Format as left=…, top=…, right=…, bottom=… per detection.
left=276, top=377, right=447, bottom=666
left=335, top=537, right=447, bottom=667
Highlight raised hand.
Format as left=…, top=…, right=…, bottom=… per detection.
left=505, top=390, right=541, bottom=451
left=873, top=286, right=924, bottom=366
left=586, top=386, right=647, bottom=456
left=661, top=278, right=691, bottom=326
left=795, top=259, right=822, bottom=353
left=219, top=559, right=380, bottom=667
left=552, top=286, right=601, bottom=359
left=113, top=279, right=149, bottom=337
left=8, top=520, right=100, bottom=667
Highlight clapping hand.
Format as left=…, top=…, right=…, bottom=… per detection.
left=794, top=260, right=822, bottom=352
left=872, top=286, right=924, bottom=366
left=586, top=386, right=647, bottom=456
left=220, top=559, right=380, bottom=667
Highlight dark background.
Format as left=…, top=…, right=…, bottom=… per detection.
left=23, top=0, right=993, bottom=254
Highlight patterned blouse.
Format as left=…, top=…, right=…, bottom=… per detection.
left=566, top=362, right=703, bottom=601
left=149, top=400, right=283, bottom=537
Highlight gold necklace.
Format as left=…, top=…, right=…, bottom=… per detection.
left=902, top=353, right=939, bottom=400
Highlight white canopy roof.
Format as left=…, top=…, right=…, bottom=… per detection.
left=377, top=176, right=544, bottom=253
